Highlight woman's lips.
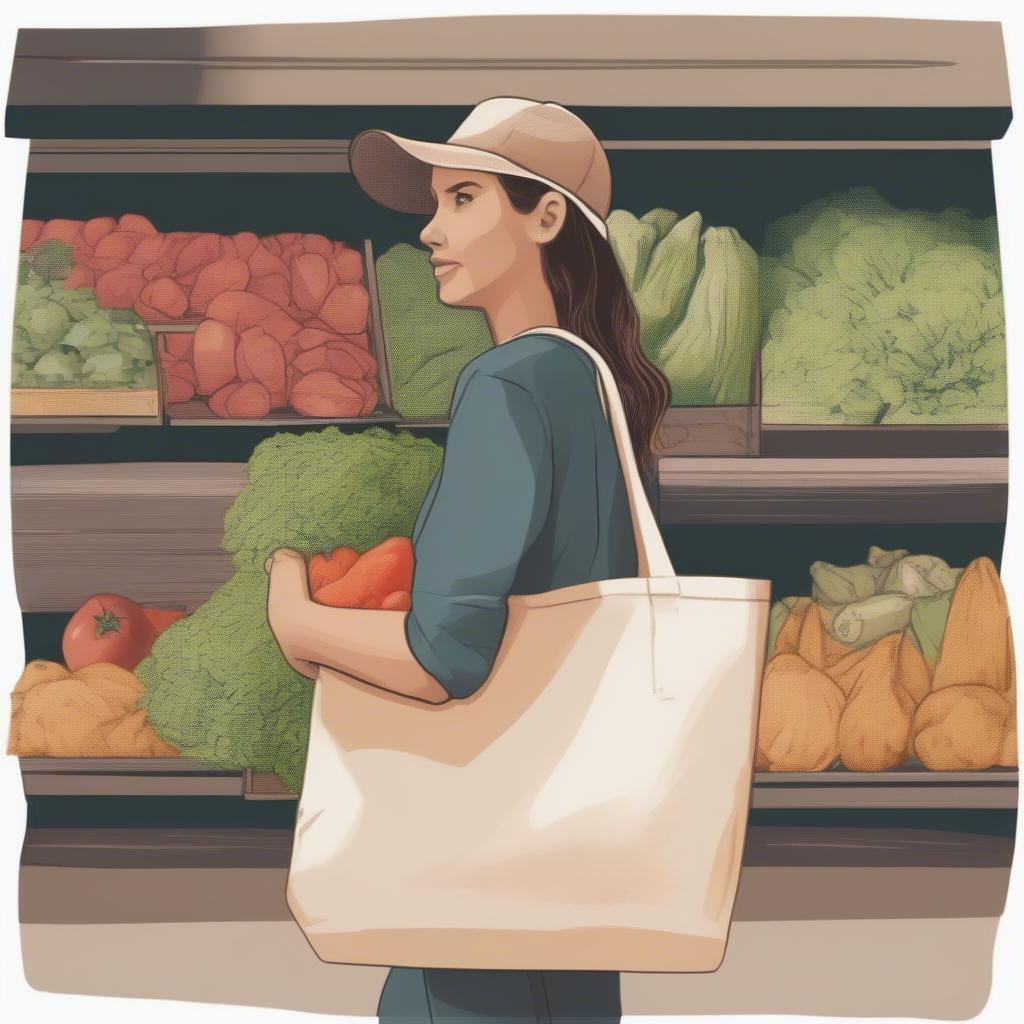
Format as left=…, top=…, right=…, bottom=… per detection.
left=433, top=262, right=459, bottom=278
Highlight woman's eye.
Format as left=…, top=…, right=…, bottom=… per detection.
left=454, top=192, right=473, bottom=207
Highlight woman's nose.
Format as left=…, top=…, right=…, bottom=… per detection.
left=420, top=215, right=444, bottom=248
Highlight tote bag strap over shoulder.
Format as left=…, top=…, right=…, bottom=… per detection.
left=508, top=326, right=675, bottom=580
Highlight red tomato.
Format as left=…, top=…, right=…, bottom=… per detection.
left=62, top=594, right=159, bottom=672
left=308, top=547, right=360, bottom=594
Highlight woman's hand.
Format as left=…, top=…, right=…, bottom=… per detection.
left=265, top=548, right=318, bottom=680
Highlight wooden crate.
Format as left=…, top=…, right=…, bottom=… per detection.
left=164, top=239, right=397, bottom=426
left=12, top=319, right=165, bottom=425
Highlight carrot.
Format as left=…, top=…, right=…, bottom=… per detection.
left=165, top=375, right=196, bottom=404
left=82, top=217, right=116, bottom=248
left=325, top=339, right=377, bottom=378
left=128, top=235, right=166, bottom=267
left=358, top=379, right=379, bottom=416
left=286, top=303, right=314, bottom=324
left=90, top=230, right=144, bottom=272
left=380, top=590, right=412, bottom=612
left=118, top=213, right=158, bottom=235
left=292, top=347, right=329, bottom=374
left=333, top=249, right=364, bottom=285
left=189, top=258, right=251, bottom=315
left=38, top=219, right=84, bottom=246
left=313, top=537, right=414, bottom=608
left=192, top=320, right=238, bottom=396
left=95, top=266, right=147, bottom=309
left=318, top=284, right=369, bottom=334
left=232, top=231, right=260, bottom=260
left=219, top=236, right=238, bottom=262
left=340, top=331, right=370, bottom=351
left=225, top=381, right=271, bottom=419
left=175, top=232, right=223, bottom=277
left=237, top=333, right=286, bottom=395
left=309, top=547, right=360, bottom=593
left=140, top=277, right=188, bottom=318
left=289, top=370, right=364, bottom=418
left=21, top=219, right=44, bottom=251
left=163, top=357, right=196, bottom=386
left=64, top=265, right=95, bottom=290
left=281, top=339, right=300, bottom=365
left=206, top=290, right=278, bottom=332
left=293, top=327, right=336, bottom=352
left=163, top=333, right=194, bottom=362
left=208, top=381, right=242, bottom=418
left=290, top=253, right=332, bottom=312
left=300, top=233, right=334, bottom=256
left=251, top=272, right=291, bottom=308
left=261, top=308, right=302, bottom=344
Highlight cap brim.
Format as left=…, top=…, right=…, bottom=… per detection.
left=348, top=128, right=608, bottom=239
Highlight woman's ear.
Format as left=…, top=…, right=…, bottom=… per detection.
left=529, top=190, right=568, bottom=244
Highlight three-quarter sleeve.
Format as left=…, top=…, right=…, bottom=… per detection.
left=405, top=369, right=553, bottom=700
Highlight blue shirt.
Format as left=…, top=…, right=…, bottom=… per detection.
left=404, top=331, right=660, bottom=700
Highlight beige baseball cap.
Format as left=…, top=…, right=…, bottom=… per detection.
left=348, top=97, right=611, bottom=239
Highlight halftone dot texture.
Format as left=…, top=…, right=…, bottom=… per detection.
left=760, top=185, right=1006, bottom=425
left=376, top=242, right=493, bottom=420
left=136, top=427, right=443, bottom=792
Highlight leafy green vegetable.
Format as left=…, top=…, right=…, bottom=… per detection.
left=11, top=271, right=157, bottom=390
left=15, top=299, right=70, bottom=350
left=137, top=427, right=444, bottom=791
left=760, top=186, right=1006, bottom=424
left=658, top=226, right=760, bottom=405
left=376, top=243, right=494, bottom=420
left=633, top=212, right=703, bottom=362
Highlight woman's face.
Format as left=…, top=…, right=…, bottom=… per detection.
left=418, top=165, right=566, bottom=308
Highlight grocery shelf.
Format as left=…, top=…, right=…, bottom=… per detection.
left=18, top=759, right=1019, bottom=810
left=11, top=416, right=165, bottom=433
left=658, top=457, right=1008, bottom=524
left=760, top=424, right=1008, bottom=459
left=165, top=401, right=405, bottom=428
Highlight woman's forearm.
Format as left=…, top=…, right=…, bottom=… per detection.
left=288, top=602, right=451, bottom=704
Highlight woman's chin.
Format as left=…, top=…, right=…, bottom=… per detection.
left=436, top=281, right=475, bottom=307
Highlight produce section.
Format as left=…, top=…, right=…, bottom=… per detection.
left=4, top=16, right=1017, bottom=821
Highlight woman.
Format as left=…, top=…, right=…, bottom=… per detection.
left=266, top=97, right=671, bottom=1022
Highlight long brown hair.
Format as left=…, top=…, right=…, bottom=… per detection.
left=496, top=173, right=670, bottom=483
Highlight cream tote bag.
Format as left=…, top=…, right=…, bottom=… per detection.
left=286, top=326, right=771, bottom=972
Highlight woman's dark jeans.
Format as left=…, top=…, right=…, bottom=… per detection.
left=378, top=966, right=622, bottom=1023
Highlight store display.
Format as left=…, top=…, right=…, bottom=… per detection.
left=135, top=427, right=442, bottom=791
left=7, top=659, right=179, bottom=757
left=759, top=551, right=1018, bottom=771
left=760, top=186, right=1007, bottom=425
left=14, top=218, right=379, bottom=420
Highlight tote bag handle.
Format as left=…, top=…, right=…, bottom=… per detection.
left=509, top=327, right=675, bottom=579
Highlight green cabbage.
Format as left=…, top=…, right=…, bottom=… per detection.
left=761, top=186, right=1006, bottom=424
